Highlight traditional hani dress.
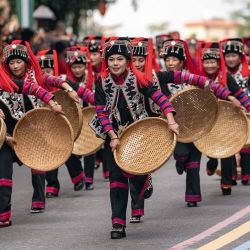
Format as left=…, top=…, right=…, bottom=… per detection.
left=199, top=41, right=250, bottom=194
left=0, top=40, right=68, bottom=224
left=90, top=38, right=175, bottom=235
left=45, top=46, right=95, bottom=195
left=221, top=38, right=250, bottom=184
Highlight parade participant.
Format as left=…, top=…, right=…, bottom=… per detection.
left=199, top=41, right=250, bottom=194
left=91, top=37, right=179, bottom=239
left=0, top=40, right=64, bottom=227
left=137, top=38, right=241, bottom=206
left=220, top=38, right=250, bottom=186
left=160, top=39, right=203, bottom=207
left=83, top=36, right=109, bottom=179
left=37, top=48, right=80, bottom=198
left=128, top=37, right=155, bottom=223
left=155, top=34, right=170, bottom=71
left=45, top=46, right=95, bottom=197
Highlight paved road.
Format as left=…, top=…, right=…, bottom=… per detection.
left=1, top=157, right=250, bottom=250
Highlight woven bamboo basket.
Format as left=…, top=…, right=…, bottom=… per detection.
left=52, top=90, right=83, bottom=141
left=114, top=117, right=176, bottom=175
left=0, top=118, right=6, bottom=149
left=194, top=100, right=248, bottom=158
left=244, top=113, right=250, bottom=147
left=216, top=167, right=241, bottom=180
left=73, top=107, right=104, bottom=156
left=13, top=108, right=74, bottom=171
left=169, top=87, right=218, bottom=143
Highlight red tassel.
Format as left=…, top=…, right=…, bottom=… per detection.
left=183, top=40, right=198, bottom=74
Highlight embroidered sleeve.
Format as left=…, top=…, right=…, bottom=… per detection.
left=141, top=82, right=175, bottom=116
left=226, top=74, right=250, bottom=110
left=172, top=71, right=231, bottom=100
left=22, top=78, right=54, bottom=104
left=42, top=74, right=65, bottom=88
left=77, top=85, right=95, bottom=105
left=95, top=79, right=113, bottom=133
left=234, top=89, right=250, bottom=110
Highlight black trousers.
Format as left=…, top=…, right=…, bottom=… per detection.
left=96, top=148, right=109, bottom=178
left=83, top=154, right=95, bottom=184
left=174, top=143, right=202, bottom=202
left=240, top=149, right=250, bottom=181
left=221, top=156, right=236, bottom=189
left=129, top=182, right=144, bottom=217
left=105, top=140, right=148, bottom=226
left=207, top=156, right=236, bottom=189
left=46, top=154, right=84, bottom=195
left=0, top=143, right=45, bottom=222
left=31, top=170, right=46, bottom=209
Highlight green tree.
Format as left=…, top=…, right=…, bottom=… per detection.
left=147, top=22, right=169, bottom=36
left=227, top=0, right=250, bottom=36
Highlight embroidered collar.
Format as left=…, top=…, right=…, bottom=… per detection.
left=111, top=69, right=128, bottom=85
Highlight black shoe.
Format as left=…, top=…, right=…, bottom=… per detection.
left=46, top=192, right=58, bottom=198
left=129, top=215, right=141, bottom=223
left=176, top=161, right=184, bottom=175
left=30, top=207, right=45, bottom=214
left=222, top=188, right=231, bottom=195
left=74, top=179, right=84, bottom=191
left=144, top=175, right=153, bottom=199
left=232, top=180, right=237, bottom=186
left=110, top=225, right=126, bottom=239
left=241, top=180, right=249, bottom=185
left=187, top=202, right=197, bottom=207
left=85, top=183, right=94, bottom=190
left=206, top=158, right=218, bottom=176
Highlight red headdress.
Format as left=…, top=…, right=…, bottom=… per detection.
left=197, top=41, right=227, bottom=86
left=101, top=37, right=150, bottom=87
left=161, top=39, right=198, bottom=74
left=1, top=40, right=46, bottom=90
left=66, top=46, right=94, bottom=89
left=219, top=38, right=249, bottom=77
left=131, top=37, right=154, bottom=82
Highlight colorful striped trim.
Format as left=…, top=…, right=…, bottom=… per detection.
left=31, top=201, right=45, bottom=209
left=241, top=148, right=250, bottom=154
left=72, top=171, right=84, bottom=184
left=23, top=80, right=54, bottom=104
left=78, top=86, right=95, bottom=105
left=85, top=177, right=93, bottom=184
left=46, top=186, right=59, bottom=195
left=0, top=210, right=11, bottom=221
left=96, top=105, right=113, bottom=132
left=174, top=155, right=188, bottom=163
left=0, top=179, right=12, bottom=187
left=103, top=171, right=110, bottom=178
left=235, top=89, right=250, bottom=110
left=185, top=194, right=202, bottom=202
left=132, top=209, right=144, bottom=216
left=151, top=90, right=175, bottom=115
left=241, top=175, right=250, bottom=181
left=174, top=71, right=206, bottom=88
left=43, top=74, right=64, bottom=88
left=110, top=182, right=129, bottom=189
left=112, top=217, right=126, bottom=226
left=186, top=161, right=200, bottom=169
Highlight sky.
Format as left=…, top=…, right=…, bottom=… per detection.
left=93, top=0, right=242, bottom=37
